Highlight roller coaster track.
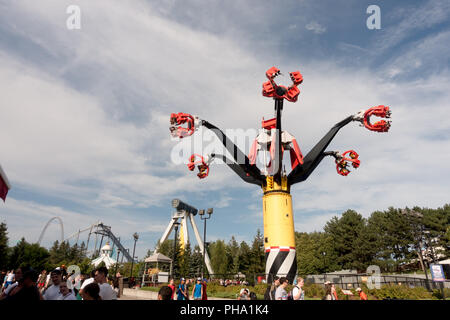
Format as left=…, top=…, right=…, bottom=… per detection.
left=38, top=218, right=134, bottom=263
left=37, top=217, right=64, bottom=245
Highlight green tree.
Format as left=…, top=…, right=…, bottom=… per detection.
left=8, top=238, right=50, bottom=270
left=295, top=231, right=339, bottom=274
left=178, top=243, right=192, bottom=277
left=209, top=240, right=228, bottom=276
left=226, top=236, right=240, bottom=275
left=0, top=222, right=9, bottom=270
left=421, top=205, right=450, bottom=260
left=248, top=229, right=265, bottom=274
left=324, top=209, right=373, bottom=272
left=367, top=208, right=415, bottom=272
left=191, top=245, right=204, bottom=276
left=238, top=241, right=251, bottom=274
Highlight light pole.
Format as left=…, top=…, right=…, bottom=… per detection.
left=115, top=248, right=121, bottom=279
left=322, top=251, right=326, bottom=273
left=199, top=208, right=213, bottom=278
left=172, top=221, right=180, bottom=279
left=130, top=232, right=139, bottom=280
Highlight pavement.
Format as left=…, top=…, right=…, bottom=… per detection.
left=118, top=288, right=233, bottom=300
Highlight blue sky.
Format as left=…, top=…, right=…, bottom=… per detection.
left=0, top=0, right=449, bottom=260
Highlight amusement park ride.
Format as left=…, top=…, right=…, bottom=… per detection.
left=169, top=67, right=392, bottom=283
left=156, top=199, right=214, bottom=275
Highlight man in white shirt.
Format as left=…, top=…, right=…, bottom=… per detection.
left=43, top=269, right=63, bottom=300
left=79, top=270, right=95, bottom=298
left=94, top=267, right=117, bottom=300
left=58, top=281, right=77, bottom=300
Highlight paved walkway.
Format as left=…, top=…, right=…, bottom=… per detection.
left=119, top=288, right=233, bottom=300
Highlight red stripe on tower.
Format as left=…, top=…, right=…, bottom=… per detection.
left=0, top=165, right=11, bottom=202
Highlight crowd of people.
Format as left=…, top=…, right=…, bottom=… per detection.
left=158, top=277, right=209, bottom=300
left=0, top=266, right=119, bottom=301
left=263, top=276, right=368, bottom=300
left=2, top=267, right=368, bottom=301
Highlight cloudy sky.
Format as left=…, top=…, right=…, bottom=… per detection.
left=1, top=0, right=449, bottom=260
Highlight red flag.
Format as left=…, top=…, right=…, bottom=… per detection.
left=0, top=164, right=11, bottom=202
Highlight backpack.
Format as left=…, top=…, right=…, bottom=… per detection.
left=288, top=285, right=300, bottom=300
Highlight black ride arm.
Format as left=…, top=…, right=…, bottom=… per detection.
left=211, top=154, right=264, bottom=186
left=202, top=121, right=264, bottom=185
left=288, top=116, right=354, bottom=185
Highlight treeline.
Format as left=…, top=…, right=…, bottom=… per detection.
left=297, top=205, right=449, bottom=274
left=157, top=205, right=450, bottom=276
left=0, top=222, right=92, bottom=272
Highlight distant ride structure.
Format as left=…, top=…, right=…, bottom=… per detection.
left=156, top=199, right=214, bottom=275
left=37, top=218, right=135, bottom=263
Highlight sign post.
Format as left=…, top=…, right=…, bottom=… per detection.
left=430, top=264, right=446, bottom=299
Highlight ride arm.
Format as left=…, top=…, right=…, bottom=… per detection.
left=287, top=105, right=391, bottom=185
left=210, top=153, right=264, bottom=186
left=287, top=116, right=354, bottom=185
left=202, top=120, right=265, bottom=185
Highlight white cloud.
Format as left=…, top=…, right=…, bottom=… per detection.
left=305, top=21, right=327, bottom=34
left=371, top=0, right=450, bottom=54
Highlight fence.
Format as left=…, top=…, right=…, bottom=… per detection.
left=303, top=273, right=450, bottom=290
left=131, top=272, right=449, bottom=291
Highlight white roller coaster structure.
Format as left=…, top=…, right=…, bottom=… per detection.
left=37, top=217, right=135, bottom=263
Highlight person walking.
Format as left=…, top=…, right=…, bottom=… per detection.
left=191, top=278, right=203, bottom=300
left=323, top=282, right=336, bottom=300
left=37, top=270, right=47, bottom=293
left=43, top=269, right=63, bottom=300
left=275, top=277, right=289, bottom=300
left=3, top=270, right=14, bottom=289
left=201, top=278, right=208, bottom=300
left=79, top=270, right=96, bottom=297
left=176, top=278, right=188, bottom=300
left=291, top=277, right=305, bottom=300
left=356, top=287, right=368, bottom=300
left=264, top=276, right=280, bottom=300
left=331, top=283, right=339, bottom=300
left=185, top=279, right=191, bottom=300
left=94, top=267, right=117, bottom=300
left=168, top=278, right=176, bottom=300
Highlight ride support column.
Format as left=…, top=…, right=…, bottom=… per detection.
left=262, top=176, right=297, bottom=283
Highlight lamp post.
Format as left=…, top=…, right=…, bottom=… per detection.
left=115, top=248, right=121, bottom=279
left=130, top=232, right=139, bottom=280
left=172, top=221, right=180, bottom=279
left=199, top=208, right=213, bottom=278
left=322, top=251, right=326, bottom=273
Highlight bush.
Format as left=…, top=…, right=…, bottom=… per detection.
left=432, top=288, right=450, bottom=300
left=369, top=284, right=433, bottom=300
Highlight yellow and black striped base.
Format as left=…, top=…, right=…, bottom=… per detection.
left=262, top=176, right=297, bottom=283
